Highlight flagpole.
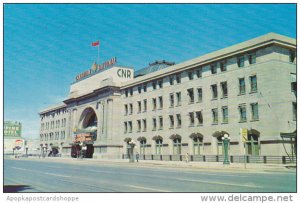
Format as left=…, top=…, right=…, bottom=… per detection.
left=97, top=42, right=100, bottom=64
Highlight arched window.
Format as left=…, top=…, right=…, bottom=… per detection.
left=173, top=138, right=182, bottom=155
left=137, top=137, right=147, bottom=155
left=217, top=136, right=223, bottom=155
left=153, top=136, right=163, bottom=155
left=155, top=139, right=163, bottom=155
left=247, top=133, right=259, bottom=155
left=193, top=137, right=203, bottom=155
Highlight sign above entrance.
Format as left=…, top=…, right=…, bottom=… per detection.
left=76, top=57, right=117, bottom=81
left=240, top=128, right=248, bottom=143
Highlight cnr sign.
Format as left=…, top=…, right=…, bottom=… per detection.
left=117, top=68, right=132, bottom=78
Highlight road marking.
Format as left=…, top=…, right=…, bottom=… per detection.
left=125, top=184, right=171, bottom=192
left=44, top=172, right=71, bottom=178
left=11, top=167, right=31, bottom=171
left=175, top=178, right=262, bottom=188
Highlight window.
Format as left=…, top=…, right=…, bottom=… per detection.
left=129, top=88, right=133, bottom=96
left=187, top=88, right=194, bottom=103
left=159, top=116, right=163, bottom=130
left=211, top=63, right=217, bottom=74
left=250, top=103, right=259, bottom=121
left=196, top=111, right=203, bottom=125
left=158, top=80, right=163, bottom=88
left=137, top=120, right=141, bottom=132
left=237, top=56, right=245, bottom=67
left=176, top=92, right=181, bottom=106
left=246, top=134, right=259, bottom=155
left=197, top=88, right=202, bottom=102
left=125, top=89, right=128, bottom=97
left=152, top=81, right=157, bottom=90
left=291, top=73, right=296, bottom=93
left=143, top=84, right=147, bottom=92
left=189, top=112, right=195, bottom=126
left=220, top=82, right=228, bottom=98
left=211, top=84, right=218, bottom=99
left=169, top=76, right=174, bottom=85
left=217, top=136, right=223, bottom=155
left=293, top=102, right=297, bottom=121
left=152, top=98, right=157, bottom=111
left=124, top=104, right=128, bottom=115
left=152, top=118, right=157, bottom=131
left=138, top=86, right=142, bottom=94
left=129, top=103, right=133, bottom=114
left=143, top=119, right=147, bottom=131
left=173, top=138, right=182, bottom=155
left=140, top=140, right=146, bottom=155
left=250, top=75, right=257, bottom=92
left=138, top=101, right=141, bottom=113
left=155, top=139, right=163, bottom=155
left=170, top=93, right=174, bottom=107
left=158, top=96, right=163, bottom=109
left=222, top=106, right=228, bottom=123
left=61, top=131, right=65, bottom=140
left=128, top=121, right=132, bottom=133
left=143, top=99, right=147, bottom=112
left=193, top=137, right=203, bottom=155
left=176, top=114, right=182, bottom=128
left=196, top=68, right=202, bottom=78
left=239, top=104, right=247, bottom=122
left=239, top=78, right=246, bottom=95
left=248, top=53, right=256, bottom=64
left=289, top=50, right=296, bottom=63
left=124, top=122, right=128, bottom=133
left=188, top=71, right=194, bottom=80
left=212, top=108, right=218, bottom=124
left=220, top=61, right=227, bottom=72
left=176, top=74, right=181, bottom=84
left=169, top=115, right=174, bottom=128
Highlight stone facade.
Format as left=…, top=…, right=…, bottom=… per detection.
left=39, top=33, right=296, bottom=158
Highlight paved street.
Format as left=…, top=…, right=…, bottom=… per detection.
left=4, top=158, right=296, bottom=192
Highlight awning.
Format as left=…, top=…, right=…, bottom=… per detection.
left=152, top=135, right=163, bottom=141
left=189, top=133, right=204, bottom=139
left=137, top=136, right=147, bottom=142
left=124, top=137, right=132, bottom=143
left=248, top=129, right=260, bottom=136
left=212, top=131, right=229, bottom=137
left=169, top=134, right=181, bottom=140
left=280, top=130, right=296, bottom=138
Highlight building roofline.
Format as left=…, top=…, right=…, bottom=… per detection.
left=121, top=32, right=296, bottom=89
left=39, top=102, right=67, bottom=115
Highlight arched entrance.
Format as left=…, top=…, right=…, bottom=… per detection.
left=73, top=107, right=98, bottom=158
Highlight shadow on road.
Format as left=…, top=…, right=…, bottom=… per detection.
left=4, top=185, right=33, bottom=193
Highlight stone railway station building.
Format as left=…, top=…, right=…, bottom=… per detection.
left=39, top=33, right=296, bottom=161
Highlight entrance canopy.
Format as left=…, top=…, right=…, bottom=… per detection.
left=280, top=130, right=296, bottom=138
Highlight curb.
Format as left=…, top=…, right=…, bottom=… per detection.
left=6, top=157, right=294, bottom=172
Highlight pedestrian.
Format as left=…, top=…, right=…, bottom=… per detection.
left=185, top=153, right=189, bottom=163
left=136, top=152, right=139, bottom=162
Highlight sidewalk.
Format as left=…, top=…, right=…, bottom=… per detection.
left=10, top=156, right=296, bottom=173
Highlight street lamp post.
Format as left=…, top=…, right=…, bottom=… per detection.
left=222, top=134, right=230, bottom=165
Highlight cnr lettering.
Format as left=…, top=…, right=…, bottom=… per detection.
left=117, top=69, right=132, bottom=78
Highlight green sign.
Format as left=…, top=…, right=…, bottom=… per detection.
left=4, top=121, right=22, bottom=137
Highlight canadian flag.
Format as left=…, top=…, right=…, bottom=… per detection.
left=92, top=40, right=100, bottom=46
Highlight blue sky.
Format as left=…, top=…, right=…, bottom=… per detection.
left=4, top=4, right=296, bottom=139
